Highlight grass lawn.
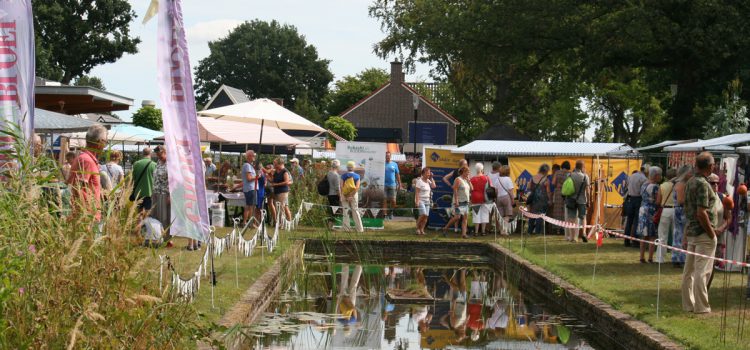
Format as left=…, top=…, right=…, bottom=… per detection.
left=140, top=226, right=289, bottom=324
left=505, top=231, right=750, bottom=350
left=143, top=213, right=750, bottom=349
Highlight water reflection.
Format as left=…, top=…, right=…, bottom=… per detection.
left=250, top=263, right=597, bottom=349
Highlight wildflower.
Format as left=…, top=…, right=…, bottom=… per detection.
left=18, top=287, right=24, bottom=295
left=28, top=245, right=36, bottom=255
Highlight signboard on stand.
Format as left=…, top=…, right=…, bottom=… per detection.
left=423, top=146, right=462, bottom=229
left=334, top=141, right=388, bottom=229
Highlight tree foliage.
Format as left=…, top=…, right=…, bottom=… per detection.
left=33, top=0, right=140, bottom=83
left=326, top=68, right=389, bottom=117
left=73, top=75, right=106, bottom=90
left=370, top=1, right=750, bottom=144
left=132, top=106, right=162, bottom=131
left=194, top=20, right=333, bottom=119
left=705, top=80, right=748, bottom=138
left=324, top=116, right=357, bottom=146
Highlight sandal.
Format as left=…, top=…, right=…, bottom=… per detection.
left=640, top=258, right=646, bottom=264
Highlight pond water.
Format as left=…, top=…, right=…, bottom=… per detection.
left=248, top=254, right=602, bottom=349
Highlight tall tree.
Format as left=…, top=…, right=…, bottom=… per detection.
left=132, top=106, right=162, bottom=131
left=33, top=0, right=140, bottom=84
left=326, top=68, right=389, bottom=116
left=194, top=20, right=333, bottom=118
left=371, top=0, right=750, bottom=143
left=73, top=76, right=106, bottom=90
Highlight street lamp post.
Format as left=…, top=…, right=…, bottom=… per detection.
left=412, top=93, right=419, bottom=156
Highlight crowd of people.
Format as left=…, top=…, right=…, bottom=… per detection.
left=619, top=152, right=735, bottom=314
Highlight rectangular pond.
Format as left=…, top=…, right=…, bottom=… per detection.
left=246, top=251, right=609, bottom=349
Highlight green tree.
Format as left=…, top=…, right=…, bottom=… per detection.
left=324, top=116, right=357, bottom=146
left=132, top=106, right=162, bottom=131
left=33, top=0, right=140, bottom=84
left=194, top=20, right=333, bottom=114
left=370, top=0, right=750, bottom=143
left=73, top=75, right=106, bottom=90
left=705, top=80, right=748, bottom=138
left=326, top=68, right=389, bottom=116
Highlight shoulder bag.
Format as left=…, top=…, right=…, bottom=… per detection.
left=129, top=161, right=154, bottom=201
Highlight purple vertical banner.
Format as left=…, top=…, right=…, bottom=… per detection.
left=0, top=0, right=35, bottom=152
left=157, top=0, right=209, bottom=241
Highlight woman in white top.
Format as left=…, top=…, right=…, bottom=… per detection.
left=442, top=166, right=473, bottom=238
left=414, top=167, right=437, bottom=235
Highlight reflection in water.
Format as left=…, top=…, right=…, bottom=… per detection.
left=250, top=261, right=598, bottom=349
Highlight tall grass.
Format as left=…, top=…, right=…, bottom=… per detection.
left=0, top=129, right=211, bottom=349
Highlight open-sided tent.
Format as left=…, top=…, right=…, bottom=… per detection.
left=198, top=98, right=325, bottom=132
left=197, top=117, right=307, bottom=145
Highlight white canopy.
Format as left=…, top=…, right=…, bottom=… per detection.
left=198, top=98, right=325, bottom=132
left=197, top=117, right=307, bottom=145
left=454, top=140, right=635, bottom=157
left=67, top=124, right=162, bottom=144
left=664, top=133, right=750, bottom=152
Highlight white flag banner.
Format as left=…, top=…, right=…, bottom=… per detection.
left=157, top=0, right=209, bottom=242
left=0, top=0, right=35, bottom=161
left=331, top=206, right=340, bottom=214
left=370, top=208, right=380, bottom=218
left=304, top=202, right=313, bottom=212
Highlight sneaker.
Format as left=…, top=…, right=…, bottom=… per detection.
left=166, top=241, right=174, bottom=248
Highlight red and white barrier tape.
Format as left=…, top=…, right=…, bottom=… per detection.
left=518, top=208, right=750, bottom=268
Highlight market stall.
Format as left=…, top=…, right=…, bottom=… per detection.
left=454, top=140, right=640, bottom=229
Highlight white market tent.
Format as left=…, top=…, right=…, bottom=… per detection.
left=198, top=98, right=325, bottom=132
left=197, top=117, right=307, bottom=145
left=635, top=139, right=698, bottom=152
left=453, top=140, right=635, bottom=157
left=663, top=133, right=750, bottom=152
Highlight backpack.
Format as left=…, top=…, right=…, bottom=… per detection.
left=317, top=175, right=330, bottom=196
left=342, top=176, right=357, bottom=197
left=561, top=175, right=575, bottom=197
left=526, top=179, right=543, bottom=206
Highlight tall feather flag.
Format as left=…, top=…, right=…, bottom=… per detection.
left=156, top=0, right=210, bottom=242
left=0, top=0, right=35, bottom=149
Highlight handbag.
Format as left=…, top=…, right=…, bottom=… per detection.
left=653, top=183, right=674, bottom=225
left=484, top=176, right=497, bottom=202
left=129, top=161, right=154, bottom=202
left=565, top=177, right=586, bottom=210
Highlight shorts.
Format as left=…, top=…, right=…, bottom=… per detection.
left=385, top=185, right=398, bottom=199
left=454, top=201, right=469, bottom=215
left=472, top=203, right=490, bottom=224
left=566, top=203, right=587, bottom=219
left=138, top=196, right=153, bottom=211
left=244, top=190, right=257, bottom=206
left=275, top=192, right=289, bottom=207
left=495, top=195, right=513, bottom=217
left=417, top=200, right=430, bottom=216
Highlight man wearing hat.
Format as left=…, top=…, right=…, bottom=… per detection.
left=340, top=161, right=364, bottom=232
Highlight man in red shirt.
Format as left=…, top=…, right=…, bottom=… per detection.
left=67, top=125, right=107, bottom=223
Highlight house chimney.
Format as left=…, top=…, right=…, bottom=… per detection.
left=390, top=61, right=404, bottom=83
left=142, top=100, right=156, bottom=107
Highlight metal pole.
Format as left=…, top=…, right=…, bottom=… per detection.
left=413, top=108, right=418, bottom=156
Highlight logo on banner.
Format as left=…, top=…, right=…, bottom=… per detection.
left=611, top=172, right=628, bottom=197
left=517, top=170, right=533, bottom=192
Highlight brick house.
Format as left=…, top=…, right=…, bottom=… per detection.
left=340, top=62, right=459, bottom=149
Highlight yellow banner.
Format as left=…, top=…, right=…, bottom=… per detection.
left=424, top=148, right=464, bottom=168
left=508, top=157, right=641, bottom=206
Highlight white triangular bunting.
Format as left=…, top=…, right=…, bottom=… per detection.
left=370, top=208, right=380, bottom=217
left=304, top=202, right=313, bottom=212
left=331, top=206, right=340, bottom=214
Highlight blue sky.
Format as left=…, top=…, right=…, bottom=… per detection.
left=91, top=0, right=432, bottom=120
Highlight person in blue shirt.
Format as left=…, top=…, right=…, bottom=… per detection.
left=383, top=152, right=402, bottom=220
left=340, top=161, right=364, bottom=232
left=241, top=151, right=258, bottom=225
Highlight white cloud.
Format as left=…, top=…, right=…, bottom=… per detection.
left=186, top=19, right=243, bottom=45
